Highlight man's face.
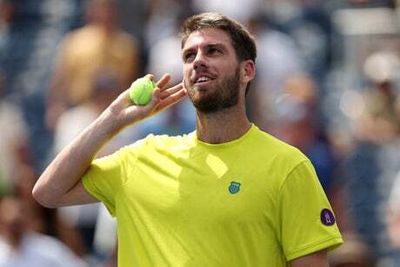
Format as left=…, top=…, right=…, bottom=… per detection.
left=182, top=28, right=242, bottom=113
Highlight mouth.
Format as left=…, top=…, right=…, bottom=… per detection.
left=192, top=75, right=215, bottom=85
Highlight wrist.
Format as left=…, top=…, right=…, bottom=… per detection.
left=95, top=109, right=126, bottom=139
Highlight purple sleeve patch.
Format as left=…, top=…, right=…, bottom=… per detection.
left=320, top=208, right=336, bottom=226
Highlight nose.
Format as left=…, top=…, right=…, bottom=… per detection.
left=193, top=50, right=207, bottom=70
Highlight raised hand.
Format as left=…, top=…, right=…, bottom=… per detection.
left=105, top=73, right=187, bottom=130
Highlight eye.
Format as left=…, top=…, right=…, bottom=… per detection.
left=183, top=52, right=196, bottom=63
left=207, top=46, right=222, bottom=56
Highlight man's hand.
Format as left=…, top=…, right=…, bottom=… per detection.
left=104, top=73, right=187, bottom=133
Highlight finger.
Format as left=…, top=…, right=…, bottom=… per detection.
left=159, top=83, right=183, bottom=99
left=135, top=87, right=161, bottom=111
left=155, top=87, right=187, bottom=112
left=155, top=73, right=171, bottom=90
left=123, top=87, right=161, bottom=117
left=119, top=74, right=157, bottom=105
left=143, top=73, right=154, bottom=82
left=149, top=87, right=161, bottom=107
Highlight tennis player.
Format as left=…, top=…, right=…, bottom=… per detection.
left=33, top=12, right=343, bottom=266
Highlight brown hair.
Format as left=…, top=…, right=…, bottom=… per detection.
left=180, top=12, right=257, bottom=63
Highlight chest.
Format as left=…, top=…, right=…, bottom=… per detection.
left=120, top=150, right=278, bottom=226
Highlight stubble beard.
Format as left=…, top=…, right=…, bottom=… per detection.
left=185, top=67, right=241, bottom=114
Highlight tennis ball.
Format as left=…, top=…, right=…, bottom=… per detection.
left=129, top=77, right=156, bottom=106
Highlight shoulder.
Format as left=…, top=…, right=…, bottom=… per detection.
left=57, top=26, right=95, bottom=55
left=0, top=237, right=10, bottom=263
left=112, top=30, right=139, bottom=53
left=250, top=125, right=308, bottom=163
left=23, top=233, right=85, bottom=266
left=247, top=125, right=311, bottom=189
left=62, top=26, right=91, bottom=44
left=24, top=232, right=68, bottom=250
left=134, top=133, right=194, bottom=149
left=23, top=233, right=75, bottom=257
left=117, top=30, right=138, bottom=44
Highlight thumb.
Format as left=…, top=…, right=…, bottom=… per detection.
left=133, top=87, right=161, bottom=115
left=123, top=87, right=161, bottom=122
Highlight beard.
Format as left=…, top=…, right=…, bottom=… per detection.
left=185, top=67, right=241, bottom=113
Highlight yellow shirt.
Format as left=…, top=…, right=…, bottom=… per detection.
left=83, top=124, right=343, bottom=266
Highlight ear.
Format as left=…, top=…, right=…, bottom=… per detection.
left=241, top=60, right=256, bottom=84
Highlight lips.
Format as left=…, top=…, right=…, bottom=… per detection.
left=192, top=74, right=216, bottom=85
left=196, top=76, right=211, bottom=83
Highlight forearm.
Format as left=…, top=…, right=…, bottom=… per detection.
left=33, top=109, right=122, bottom=207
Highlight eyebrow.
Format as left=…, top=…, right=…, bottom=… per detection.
left=182, top=42, right=228, bottom=56
left=207, top=43, right=227, bottom=50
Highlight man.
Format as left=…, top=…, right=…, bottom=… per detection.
left=0, top=196, right=86, bottom=267
left=33, top=12, right=343, bottom=266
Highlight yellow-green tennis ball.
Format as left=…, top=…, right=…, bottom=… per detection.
left=129, top=77, right=156, bottom=105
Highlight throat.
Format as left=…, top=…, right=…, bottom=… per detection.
left=196, top=111, right=251, bottom=144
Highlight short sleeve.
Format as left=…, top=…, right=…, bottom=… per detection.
left=82, top=148, right=127, bottom=216
left=279, top=160, right=343, bottom=261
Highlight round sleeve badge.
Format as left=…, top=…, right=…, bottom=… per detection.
left=320, top=208, right=336, bottom=226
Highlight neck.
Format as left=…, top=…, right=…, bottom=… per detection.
left=195, top=104, right=251, bottom=144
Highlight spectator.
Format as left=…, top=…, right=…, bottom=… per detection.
left=342, top=50, right=400, bottom=262
left=191, top=0, right=263, bottom=24
left=46, top=0, right=140, bottom=131
left=354, top=51, right=400, bottom=143
left=387, top=171, right=400, bottom=265
left=246, top=14, right=305, bottom=131
left=0, top=73, right=31, bottom=193
left=0, top=0, right=15, bottom=55
left=0, top=195, right=87, bottom=267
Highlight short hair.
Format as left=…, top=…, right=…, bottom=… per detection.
left=180, top=12, right=257, bottom=63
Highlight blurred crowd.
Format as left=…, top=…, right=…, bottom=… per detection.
left=1, top=0, right=400, bottom=266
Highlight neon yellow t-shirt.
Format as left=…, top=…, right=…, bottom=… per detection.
left=83, top=124, right=343, bottom=266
